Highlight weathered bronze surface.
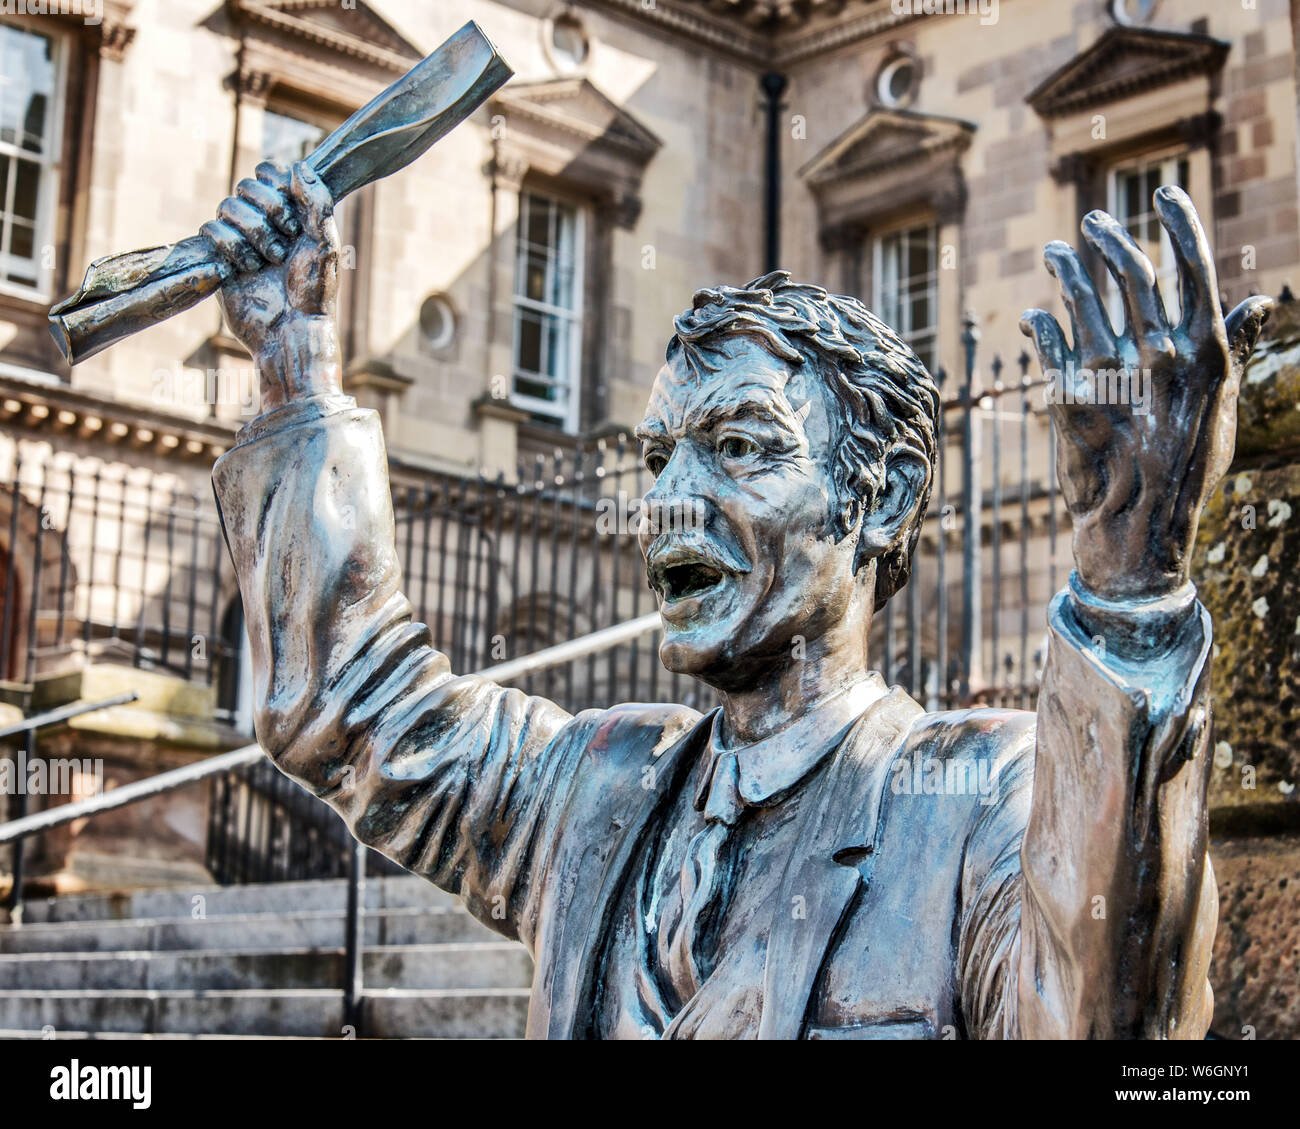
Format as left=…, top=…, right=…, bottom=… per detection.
left=140, top=127, right=1268, bottom=1037
left=47, top=21, right=511, bottom=366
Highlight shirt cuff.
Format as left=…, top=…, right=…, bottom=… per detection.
left=1066, top=570, right=1199, bottom=661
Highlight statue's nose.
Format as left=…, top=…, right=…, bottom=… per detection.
left=640, top=447, right=711, bottom=547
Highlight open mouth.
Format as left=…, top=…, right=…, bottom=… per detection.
left=648, top=546, right=732, bottom=605
left=660, top=561, right=724, bottom=601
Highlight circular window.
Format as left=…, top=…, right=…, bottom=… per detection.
left=549, top=15, right=589, bottom=73
left=1109, top=0, right=1156, bottom=25
left=876, top=54, right=919, bottom=109
left=419, top=294, right=456, bottom=352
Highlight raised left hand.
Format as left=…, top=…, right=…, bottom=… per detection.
left=1020, top=186, right=1272, bottom=604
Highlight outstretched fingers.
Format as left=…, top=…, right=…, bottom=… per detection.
left=1042, top=241, right=1117, bottom=365
left=1020, top=307, right=1068, bottom=376
left=1080, top=209, right=1170, bottom=346
left=1154, top=185, right=1219, bottom=339
left=1225, top=294, right=1274, bottom=372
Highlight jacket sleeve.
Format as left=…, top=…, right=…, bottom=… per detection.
left=958, top=578, right=1217, bottom=1039
left=212, top=400, right=596, bottom=950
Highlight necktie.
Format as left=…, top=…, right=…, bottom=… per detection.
left=664, top=751, right=741, bottom=998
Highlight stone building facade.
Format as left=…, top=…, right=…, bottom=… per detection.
left=0, top=0, right=1296, bottom=1035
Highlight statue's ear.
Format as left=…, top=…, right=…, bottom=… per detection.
left=856, top=445, right=930, bottom=558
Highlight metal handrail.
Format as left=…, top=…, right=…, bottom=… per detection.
left=0, top=611, right=663, bottom=846
left=0, top=611, right=664, bottom=1035
left=0, top=692, right=139, bottom=741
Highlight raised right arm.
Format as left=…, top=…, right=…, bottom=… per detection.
left=207, top=160, right=583, bottom=947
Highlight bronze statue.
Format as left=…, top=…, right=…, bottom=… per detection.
left=189, top=159, right=1269, bottom=1037
left=49, top=26, right=1269, bottom=1033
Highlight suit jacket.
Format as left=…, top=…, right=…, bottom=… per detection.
left=213, top=403, right=1218, bottom=1039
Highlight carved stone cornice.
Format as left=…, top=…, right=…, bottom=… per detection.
left=24, top=0, right=138, bottom=60
left=0, top=371, right=237, bottom=463
left=1178, top=109, right=1223, bottom=150
left=489, top=150, right=529, bottom=193
left=228, top=0, right=422, bottom=110
left=586, top=0, right=924, bottom=68
left=1026, top=25, right=1229, bottom=119
left=231, top=0, right=421, bottom=73
left=802, top=106, right=974, bottom=187
left=490, top=78, right=661, bottom=230
left=802, top=107, right=973, bottom=249
left=97, top=2, right=137, bottom=62
left=235, top=67, right=275, bottom=106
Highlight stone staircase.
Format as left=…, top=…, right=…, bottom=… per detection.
left=0, top=876, right=532, bottom=1038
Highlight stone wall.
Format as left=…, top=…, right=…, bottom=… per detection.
left=1196, top=294, right=1300, bottom=1040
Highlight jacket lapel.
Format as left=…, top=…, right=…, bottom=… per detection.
left=541, top=709, right=715, bottom=1038
left=758, top=688, right=923, bottom=1039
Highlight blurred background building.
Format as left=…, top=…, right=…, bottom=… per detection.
left=0, top=0, right=1296, bottom=1038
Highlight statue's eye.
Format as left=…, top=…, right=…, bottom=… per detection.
left=719, top=435, right=759, bottom=460
left=645, top=450, right=669, bottom=477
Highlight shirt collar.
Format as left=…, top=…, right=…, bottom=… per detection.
left=694, top=673, right=887, bottom=820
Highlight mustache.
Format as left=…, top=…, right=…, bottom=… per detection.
left=644, top=529, right=752, bottom=579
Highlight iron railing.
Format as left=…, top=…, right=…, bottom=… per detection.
left=1, top=325, right=1068, bottom=898
left=0, top=612, right=663, bottom=1034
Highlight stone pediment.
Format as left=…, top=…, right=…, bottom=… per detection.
left=1026, top=25, right=1228, bottom=119
left=492, top=78, right=662, bottom=166
left=233, top=0, right=422, bottom=73
left=489, top=78, right=661, bottom=229
left=800, top=108, right=974, bottom=247
left=800, top=107, right=975, bottom=190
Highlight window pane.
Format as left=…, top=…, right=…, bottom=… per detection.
left=0, top=25, right=58, bottom=291
left=0, top=25, right=55, bottom=156
left=524, top=250, right=548, bottom=303
left=10, top=219, right=33, bottom=259
left=516, top=308, right=542, bottom=373
left=13, top=158, right=38, bottom=222
left=525, top=195, right=552, bottom=251
left=262, top=110, right=325, bottom=165
left=874, top=223, right=939, bottom=367
left=512, top=192, right=583, bottom=422
left=1111, top=155, right=1187, bottom=322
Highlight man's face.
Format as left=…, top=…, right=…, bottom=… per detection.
left=635, top=334, right=863, bottom=690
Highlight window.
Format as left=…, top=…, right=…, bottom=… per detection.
left=260, top=108, right=346, bottom=258
left=262, top=109, right=325, bottom=166
left=418, top=292, right=455, bottom=352
left=1110, top=0, right=1156, bottom=26
left=873, top=222, right=939, bottom=371
left=0, top=22, right=63, bottom=298
left=512, top=192, right=584, bottom=430
left=1107, top=152, right=1189, bottom=325
left=876, top=54, right=919, bottom=109
left=548, top=15, right=589, bottom=73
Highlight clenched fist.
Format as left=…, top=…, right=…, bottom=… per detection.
left=203, top=159, right=342, bottom=415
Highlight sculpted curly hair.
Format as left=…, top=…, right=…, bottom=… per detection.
left=666, top=270, right=939, bottom=611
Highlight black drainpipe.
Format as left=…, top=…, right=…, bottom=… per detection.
left=760, top=72, right=788, bottom=274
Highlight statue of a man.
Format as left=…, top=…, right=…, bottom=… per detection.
left=205, top=159, right=1270, bottom=1038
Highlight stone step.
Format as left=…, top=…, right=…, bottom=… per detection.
left=21, top=875, right=454, bottom=924
left=0, top=942, right=533, bottom=991
left=0, top=988, right=529, bottom=1037
left=0, top=906, right=498, bottom=954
